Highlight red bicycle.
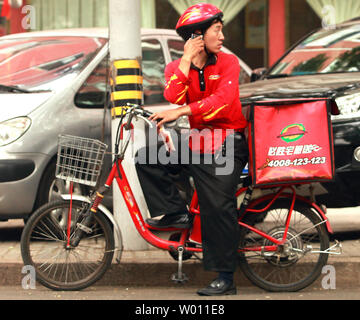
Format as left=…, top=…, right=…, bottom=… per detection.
left=20, top=104, right=341, bottom=291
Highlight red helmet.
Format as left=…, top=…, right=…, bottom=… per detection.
left=175, top=3, right=223, bottom=41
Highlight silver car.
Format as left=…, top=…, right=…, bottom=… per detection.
left=0, top=28, right=252, bottom=220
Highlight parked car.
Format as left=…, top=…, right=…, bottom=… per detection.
left=240, top=18, right=360, bottom=208
left=0, top=28, right=252, bottom=220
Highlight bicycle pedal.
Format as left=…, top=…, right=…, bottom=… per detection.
left=171, top=272, right=189, bottom=284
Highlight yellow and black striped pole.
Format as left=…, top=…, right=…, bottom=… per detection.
left=109, top=0, right=148, bottom=250
left=110, top=59, right=143, bottom=118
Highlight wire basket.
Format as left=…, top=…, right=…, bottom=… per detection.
left=56, top=134, right=108, bottom=187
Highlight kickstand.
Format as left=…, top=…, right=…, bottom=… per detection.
left=171, top=246, right=189, bottom=284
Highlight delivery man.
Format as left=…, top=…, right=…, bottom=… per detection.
left=136, top=3, right=248, bottom=296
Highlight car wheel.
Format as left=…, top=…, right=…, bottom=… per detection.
left=34, top=160, right=87, bottom=212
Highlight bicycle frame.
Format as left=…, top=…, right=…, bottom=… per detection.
left=25, top=105, right=340, bottom=292
left=90, top=155, right=331, bottom=256
left=82, top=108, right=333, bottom=256
left=104, top=158, right=192, bottom=251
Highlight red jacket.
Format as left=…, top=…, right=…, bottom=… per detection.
left=164, top=51, right=248, bottom=153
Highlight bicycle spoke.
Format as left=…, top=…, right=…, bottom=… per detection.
left=31, top=225, right=63, bottom=242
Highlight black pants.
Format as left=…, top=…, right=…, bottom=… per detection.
left=135, top=132, right=249, bottom=272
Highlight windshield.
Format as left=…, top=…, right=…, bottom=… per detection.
left=0, top=36, right=107, bottom=92
left=269, top=24, right=360, bottom=77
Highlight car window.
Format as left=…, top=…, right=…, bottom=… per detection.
left=239, top=66, right=250, bottom=84
left=168, top=39, right=184, bottom=61
left=0, top=36, right=107, bottom=92
left=75, top=56, right=108, bottom=109
left=76, top=38, right=168, bottom=109
left=142, top=38, right=166, bottom=105
left=269, top=24, right=360, bottom=76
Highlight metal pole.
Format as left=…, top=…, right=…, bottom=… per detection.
left=109, top=0, right=149, bottom=250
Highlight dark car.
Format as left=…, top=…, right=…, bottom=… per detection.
left=240, top=18, right=360, bottom=208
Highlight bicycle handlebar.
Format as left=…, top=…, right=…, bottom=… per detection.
left=124, top=103, right=175, bottom=127
left=124, top=110, right=136, bottom=131
left=121, top=103, right=176, bottom=153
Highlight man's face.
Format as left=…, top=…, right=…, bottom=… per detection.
left=203, top=21, right=225, bottom=53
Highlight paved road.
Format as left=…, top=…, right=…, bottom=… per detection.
left=2, top=285, right=360, bottom=300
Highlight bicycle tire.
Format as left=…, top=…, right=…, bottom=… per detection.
left=238, top=198, right=329, bottom=292
left=21, top=200, right=114, bottom=291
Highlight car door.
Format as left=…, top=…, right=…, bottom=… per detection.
left=141, top=35, right=170, bottom=113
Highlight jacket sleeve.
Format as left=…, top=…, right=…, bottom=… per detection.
left=163, top=61, right=190, bottom=105
left=189, top=55, right=240, bottom=122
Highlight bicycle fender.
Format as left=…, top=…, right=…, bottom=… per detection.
left=61, top=194, right=123, bottom=263
left=247, top=193, right=333, bottom=234
left=294, top=194, right=333, bottom=234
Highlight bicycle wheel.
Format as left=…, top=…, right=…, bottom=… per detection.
left=238, top=198, right=329, bottom=292
left=21, top=200, right=114, bottom=291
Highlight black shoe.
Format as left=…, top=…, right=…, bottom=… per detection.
left=146, top=213, right=192, bottom=229
left=197, top=279, right=237, bottom=296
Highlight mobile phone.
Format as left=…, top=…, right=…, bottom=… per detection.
left=191, top=33, right=202, bottom=39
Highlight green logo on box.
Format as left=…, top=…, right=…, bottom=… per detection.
left=278, top=124, right=306, bottom=143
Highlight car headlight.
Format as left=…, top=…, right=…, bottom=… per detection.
left=354, top=147, right=360, bottom=162
left=0, top=117, right=31, bottom=146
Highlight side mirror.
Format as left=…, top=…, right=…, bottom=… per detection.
left=74, top=91, right=110, bottom=109
left=250, top=67, right=267, bottom=82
